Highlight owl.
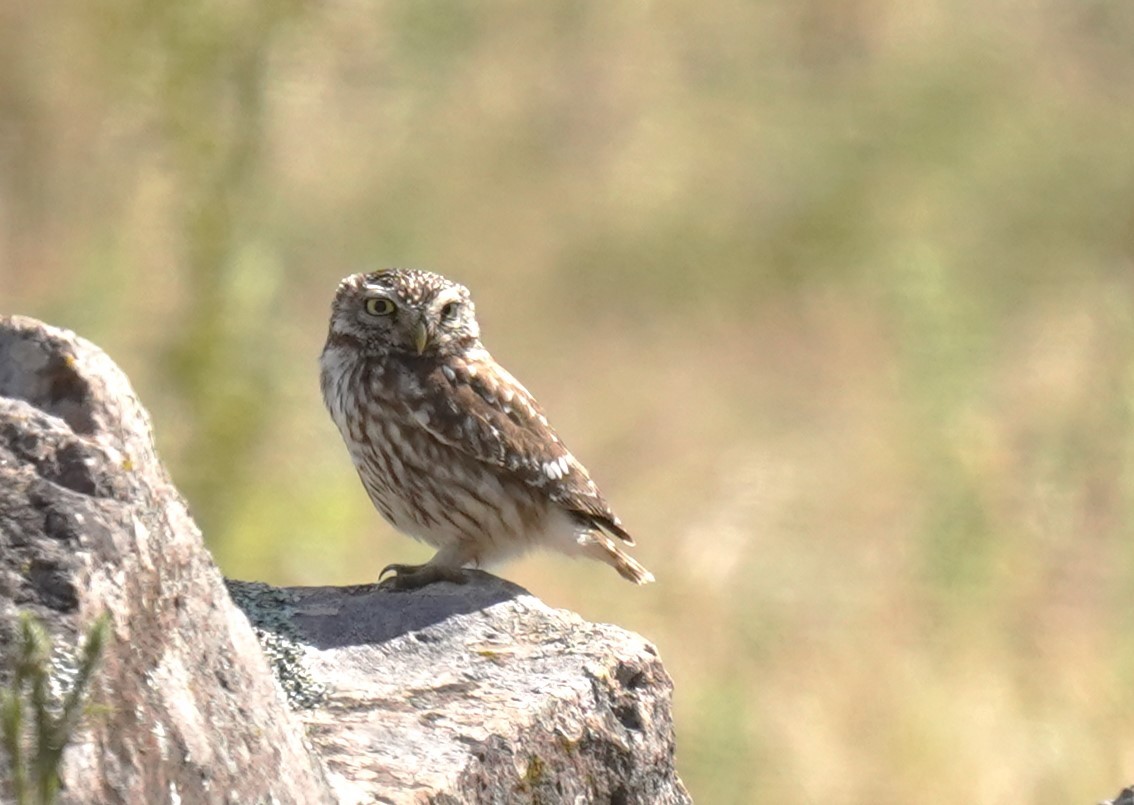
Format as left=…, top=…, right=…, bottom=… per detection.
left=319, top=268, right=654, bottom=590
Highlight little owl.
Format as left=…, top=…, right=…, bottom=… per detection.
left=320, top=268, right=654, bottom=590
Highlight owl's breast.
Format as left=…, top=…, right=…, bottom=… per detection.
left=321, top=344, right=557, bottom=562
left=351, top=412, right=547, bottom=558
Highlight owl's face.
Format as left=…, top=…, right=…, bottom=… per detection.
left=328, top=268, right=480, bottom=358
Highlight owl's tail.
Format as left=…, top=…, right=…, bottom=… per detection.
left=584, top=534, right=655, bottom=585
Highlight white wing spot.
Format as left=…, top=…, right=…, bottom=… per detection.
left=557, top=455, right=571, bottom=475
left=413, top=408, right=431, bottom=426
left=442, top=365, right=456, bottom=381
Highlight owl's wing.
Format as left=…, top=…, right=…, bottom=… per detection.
left=411, top=351, right=635, bottom=545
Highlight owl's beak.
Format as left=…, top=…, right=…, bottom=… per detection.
left=412, top=319, right=430, bottom=354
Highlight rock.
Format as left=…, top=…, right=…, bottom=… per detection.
left=0, top=316, right=333, bottom=804
left=229, top=575, right=690, bottom=804
left=1102, top=787, right=1134, bottom=805
left=0, top=315, right=688, bottom=804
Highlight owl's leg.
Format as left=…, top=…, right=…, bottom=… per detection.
left=378, top=544, right=473, bottom=591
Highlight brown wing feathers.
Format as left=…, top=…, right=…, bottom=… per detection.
left=412, top=353, right=635, bottom=544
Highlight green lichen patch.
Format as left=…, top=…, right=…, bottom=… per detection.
left=225, top=581, right=326, bottom=710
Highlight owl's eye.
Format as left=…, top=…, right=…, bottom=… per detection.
left=440, top=301, right=460, bottom=323
left=365, top=297, right=396, bottom=316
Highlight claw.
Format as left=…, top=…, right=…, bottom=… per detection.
left=377, top=563, right=469, bottom=591
left=378, top=562, right=414, bottom=581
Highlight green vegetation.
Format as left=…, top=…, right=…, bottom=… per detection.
left=1, top=614, right=110, bottom=805
left=4, top=2, right=1134, bottom=801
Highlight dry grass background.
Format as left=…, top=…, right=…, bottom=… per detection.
left=4, top=1, right=1134, bottom=802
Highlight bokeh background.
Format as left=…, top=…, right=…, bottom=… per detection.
left=4, top=1, right=1134, bottom=801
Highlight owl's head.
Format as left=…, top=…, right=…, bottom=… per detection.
left=328, top=268, right=481, bottom=357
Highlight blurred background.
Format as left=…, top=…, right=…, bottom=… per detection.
left=3, top=0, right=1134, bottom=801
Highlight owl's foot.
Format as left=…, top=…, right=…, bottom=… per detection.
left=378, top=562, right=469, bottom=591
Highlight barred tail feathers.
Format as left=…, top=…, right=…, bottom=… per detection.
left=583, top=534, right=655, bottom=585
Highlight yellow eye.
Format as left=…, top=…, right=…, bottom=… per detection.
left=365, top=297, right=396, bottom=316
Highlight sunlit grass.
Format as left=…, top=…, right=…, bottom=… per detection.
left=1, top=614, right=109, bottom=805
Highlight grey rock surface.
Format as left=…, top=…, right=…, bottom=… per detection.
left=0, top=316, right=333, bottom=804
left=1103, top=786, right=1134, bottom=805
left=230, top=575, right=690, bottom=804
left=0, top=315, right=689, bottom=804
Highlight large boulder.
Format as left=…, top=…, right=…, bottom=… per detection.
left=0, top=315, right=689, bottom=804
left=0, top=315, right=333, bottom=803
left=231, top=575, right=688, bottom=804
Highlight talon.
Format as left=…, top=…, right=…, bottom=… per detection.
left=377, top=563, right=469, bottom=591
left=378, top=563, right=411, bottom=581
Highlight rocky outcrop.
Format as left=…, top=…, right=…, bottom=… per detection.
left=230, top=576, right=687, bottom=804
left=0, top=316, right=333, bottom=803
left=0, top=316, right=688, bottom=804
